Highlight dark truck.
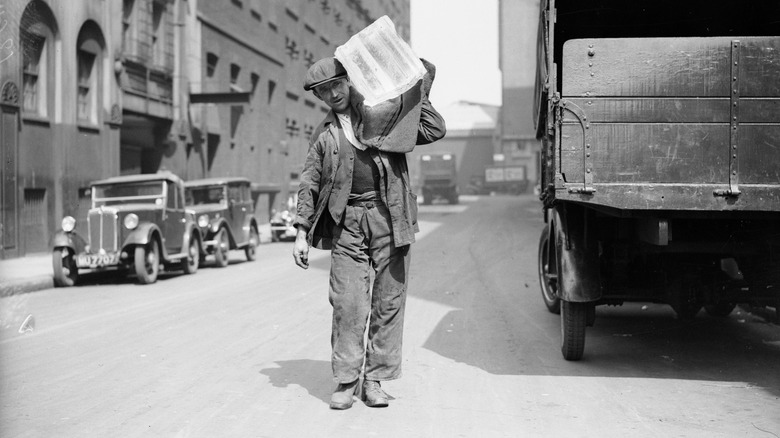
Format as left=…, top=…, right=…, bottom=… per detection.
left=535, top=0, right=780, bottom=360
left=420, top=153, right=459, bottom=205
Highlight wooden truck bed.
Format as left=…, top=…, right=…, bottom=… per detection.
left=554, top=36, right=780, bottom=212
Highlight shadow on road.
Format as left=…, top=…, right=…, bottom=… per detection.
left=422, top=301, right=780, bottom=399
left=410, top=195, right=780, bottom=399
left=259, top=359, right=332, bottom=405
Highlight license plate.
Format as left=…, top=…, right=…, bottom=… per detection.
left=77, top=252, right=119, bottom=268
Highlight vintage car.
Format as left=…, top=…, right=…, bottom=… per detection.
left=51, top=172, right=203, bottom=286
left=270, top=209, right=297, bottom=242
left=184, top=177, right=260, bottom=267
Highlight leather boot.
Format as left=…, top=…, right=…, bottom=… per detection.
left=362, top=380, right=389, bottom=407
left=330, top=379, right=358, bottom=410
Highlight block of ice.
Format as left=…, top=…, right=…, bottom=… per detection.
left=335, top=16, right=426, bottom=107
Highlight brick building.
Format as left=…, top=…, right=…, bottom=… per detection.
left=0, top=0, right=410, bottom=259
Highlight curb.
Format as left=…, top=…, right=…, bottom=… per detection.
left=0, top=275, right=55, bottom=298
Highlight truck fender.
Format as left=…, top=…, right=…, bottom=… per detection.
left=551, top=203, right=601, bottom=302
left=52, top=231, right=87, bottom=253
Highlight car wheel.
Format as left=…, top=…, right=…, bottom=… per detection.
left=561, top=300, right=587, bottom=361
left=538, top=225, right=560, bottom=314
left=181, top=236, right=199, bottom=275
left=245, top=226, right=259, bottom=261
left=52, top=248, right=79, bottom=287
left=135, top=239, right=160, bottom=284
left=214, top=228, right=229, bottom=268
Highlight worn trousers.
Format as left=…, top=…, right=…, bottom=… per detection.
left=329, top=201, right=411, bottom=384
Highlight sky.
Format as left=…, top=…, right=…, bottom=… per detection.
left=409, top=0, right=502, bottom=108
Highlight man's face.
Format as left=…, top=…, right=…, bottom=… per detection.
left=314, top=78, right=350, bottom=113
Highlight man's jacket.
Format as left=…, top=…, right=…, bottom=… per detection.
left=295, top=85, right=446, bottom=249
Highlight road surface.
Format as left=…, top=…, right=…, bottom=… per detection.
left=1, top=195, right=778, bottom=437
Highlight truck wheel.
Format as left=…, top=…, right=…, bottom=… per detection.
left=181, top=237, right=199, bottom=275
left=52, top=248, right=79, bottom=287
left=669, top=278, right=702, bottom=319
left=245, top=226, right=259, bottom=261
left=538, top=225, right=560, bottom=314
left=561, top=300, right=587, bottom=361
left=214, top=228, right=230, bottom=268
left=135, top=240, right=160, bottom=284
left=704, top=302, right=736, bottom=317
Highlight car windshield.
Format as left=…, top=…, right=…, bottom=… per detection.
left=92, top=181, right=166, bottom=207
left=186, top=186, right=226, bottom=206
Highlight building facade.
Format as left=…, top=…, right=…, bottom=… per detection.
left=497, top=0, right=540, bottom=191
left=406, top=101, right=498, bottom=196
left=1, top=0, right=122, bottom=259
left=0, top=0, right=409, bottom=259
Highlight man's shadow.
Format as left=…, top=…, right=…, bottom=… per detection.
left=259, top=359, right=332, bottom=405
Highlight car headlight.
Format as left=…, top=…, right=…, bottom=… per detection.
left=61, top=216, right=76, bottom=232
left=124, top=213, right=139, bottom=230
left=198, top=214, right=209, bottom=228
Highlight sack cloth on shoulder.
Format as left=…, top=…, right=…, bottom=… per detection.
left=351, top=59, right=436, bottom=153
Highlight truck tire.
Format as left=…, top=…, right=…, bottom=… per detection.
left=538, top=225, right=560, bottom=314
left=561, top=300, right=587, bottom=361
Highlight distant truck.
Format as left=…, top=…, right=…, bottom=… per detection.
left=484, top=165, right=527, bottom=195
left=420, top=153, right=459, bottom=205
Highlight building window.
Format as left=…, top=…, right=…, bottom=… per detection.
left=76, top=22, right=105, bottom=125
left=250, top=73, right=260, bottom=96
left=122, top=0, right=135, bottom=55
left=22, top=33, right=46, bottom=115
left=267, top=80, right=276, bottom=104
left=230, top=63, right=241, bottom=91
left=20, top=2, right=57, bottom=117
left=77, top=49, right=97, bottom=123
left=206, top=52, right=218, bottom=78
left=151, top=0, right=165, bottom=67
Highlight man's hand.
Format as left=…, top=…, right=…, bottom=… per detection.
left=293, top=229, right=310, bottom=269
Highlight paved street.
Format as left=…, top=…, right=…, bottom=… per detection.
left=1, top=195, right=779, bottom=438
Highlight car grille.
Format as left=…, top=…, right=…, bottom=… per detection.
left=88, top=208, right=118, bottom=253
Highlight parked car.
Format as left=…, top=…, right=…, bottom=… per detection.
left=270, top=209, right=297, bottom=242
left=184, top=177, right=259, bottom=267
left=51, top=172, right=203, bottom=286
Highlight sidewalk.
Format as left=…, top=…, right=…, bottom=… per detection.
left=0, top=252, right=54, bottom=297
left=0, top=224, right=274, bottom=298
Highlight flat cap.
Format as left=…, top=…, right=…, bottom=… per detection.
left=303, top=57, right=347, bottom=91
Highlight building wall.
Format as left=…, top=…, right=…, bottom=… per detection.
left=498, top=0, right=540, bottom=191
left=1, top=0, right=121, bottom=258
left=1, top=0, right=410, bottom=259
